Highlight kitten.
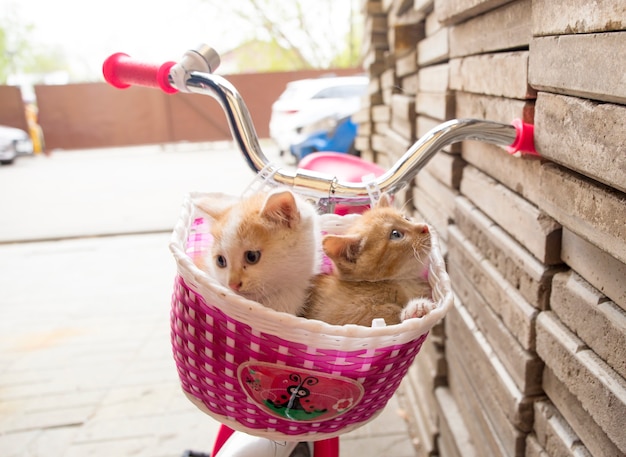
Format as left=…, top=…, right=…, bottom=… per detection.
left=194, top=188, right=321, bottom=315
left=302, top=194, right=435, bottom=326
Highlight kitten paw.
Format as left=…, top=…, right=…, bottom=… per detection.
left=401, top=297, right=436, bottom=321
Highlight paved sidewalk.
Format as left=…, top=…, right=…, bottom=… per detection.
left=0, top=141, right=415, bottom=456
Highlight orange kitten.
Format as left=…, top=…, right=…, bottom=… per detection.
left=195, top=189, right=321, bottom=315
left=302, top=194, right=434, bottom=326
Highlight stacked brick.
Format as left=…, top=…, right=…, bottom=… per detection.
left=358, top=0, right=626, bottom=456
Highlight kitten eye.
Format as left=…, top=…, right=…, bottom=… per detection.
left=390, top=229, right=404, bottom=240
left=215, top=255, right=227, bottom=268
left=244, top=250, right=261, bottom=264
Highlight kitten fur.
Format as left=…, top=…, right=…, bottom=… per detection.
left=194, top=189, right=321, bottom=315
left=302, top=194, right=434, bottom=326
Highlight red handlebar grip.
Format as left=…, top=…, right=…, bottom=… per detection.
left=102, top=53, right=177, bottom=94
left=507, top=119, right=539, bottom=156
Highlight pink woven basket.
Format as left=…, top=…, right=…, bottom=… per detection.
left=169, top=192, right=453, bottom=441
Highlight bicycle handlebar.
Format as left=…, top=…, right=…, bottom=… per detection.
left=102, top=53, right=178, bottom=94
left=102, top=45, right=539, bottom=207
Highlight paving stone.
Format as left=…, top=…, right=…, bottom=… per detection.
left=460, top=165, right=562, bottom=265
left=396, top=49, right=418, bottom=77
left=460, top=148, right=626, bottom=267
left=362, top=0, right=385, bottom=15
left=525, top=434, right=549, bottom=457
left=449, top=255, right=543, bottom=395
left=381, top=67, right=398, bottom=91
left=415, top=0, right=435, bottom=15
left=372, top=132, right=388, bottom=156
left=418, top=63, right=450, bottom=92
left=455, top=91, right=535, bottom=125
left=413, top=185, right=451, bottom=239
left=449, top=0, right=532, bottom=57
left=532, top=0, right=626, bottom=36
left=423, top=150, right=464, bottom=189
left=0, top=390, right=101, bottom=433
left=417, top=115, right=461, bottom=153
left=401, top=72, right=419, bottom=95
left=448, top=301, right=535, bottom=433
left=356, top=121, right=372, bottom=136
left=398, top=362, right=439, bottom=456
left=533, top=399, right=593, bottom=457
left=385, top=124, right=414, bottom=160
left=536, top=312, right=626, bottom=453
left=542, top=366, right=623, bottom=457
left=338, top=394, right=417, bottom=457
left=529, top=33, right=626, bottom=104
left=417, top=26, right=449, bottom=66
left=353, top=106, right=372, bottom=124
left=450, top=51, right=537, bottom=99
left=417, top=330, right=448, bottom=382
left=460, top=139, right=542, bottom=207
left=417, top=91, right=455, bottom=120
left=455, top=196, right=561, bottom=309
left=446, top=317, right=528, bottom=456
left=435, top=387, right=478, bottom=457
left=415, top=168, right=458, bottom=218
left=359, top=146, right=377, bottom=164
left=1, top=427, right=79, bottom=457
left=535, top=162, right=626, bottom=266
left=447, top=337, right=510, bottom=457
left=561, top=228, right=626, bottom=311
left=550, top=271, right=626, bottom=379
left=434, top=0, right=513, bottom=25
left=391, top=22, right=426, bottom=54
left=448, top=225, right=539, bottom=350
left=534, top=92, right=626, bottom=194
left=423, top=9, right=442, bottom=35
left=364, top=46, right=388, bottom=69
left=372, top=104, right=391, bottom=122
left=389, top=0, right=424, bottom=24
left=391, top=93, right=417, bottom=140
left=63, top=436, right=155, bottom=457
left=366, top=13, right=389, bottom=33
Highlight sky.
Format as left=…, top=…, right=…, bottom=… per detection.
left=6, top=0, right=250, bottom=80
left=4, top=0, right=357, bottom=82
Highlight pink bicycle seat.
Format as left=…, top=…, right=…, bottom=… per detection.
left=298, top=152, right=386, bottom=215
left=298, top=152, right=386, bottom=181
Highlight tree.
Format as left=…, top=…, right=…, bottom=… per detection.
left=203, top=0, right=363, bottom=71
left=0, top=5, right=70, bottom=84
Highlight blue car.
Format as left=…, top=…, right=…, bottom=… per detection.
left=290, top=116, right=358, bottom=163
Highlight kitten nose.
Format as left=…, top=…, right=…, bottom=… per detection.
left=422, top=225, right=429, bottom=234
left=229, top=281, right=242, bottom=291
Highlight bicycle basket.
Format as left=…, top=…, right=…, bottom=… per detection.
left=169, top=192, right=453, bottom=441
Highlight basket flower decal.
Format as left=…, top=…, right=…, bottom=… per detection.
left=332, top=397, right=354, bottom=412
left=239, top=362, right=364, bottom=422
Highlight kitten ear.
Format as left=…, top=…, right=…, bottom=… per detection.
left=323, top=234, right=363, bottom=262
left=261, top=190, right=301, bottom=227
left=376, top=193, right=392, bottom=208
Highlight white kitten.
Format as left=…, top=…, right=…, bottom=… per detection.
left=195, top=189, right=321, bottom=315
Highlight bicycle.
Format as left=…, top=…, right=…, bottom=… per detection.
left=103, top=44, right=538, bottom=457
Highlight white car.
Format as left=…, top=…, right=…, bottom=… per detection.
left=0, top=125, right=33, bottom=165
left=269, top=75, right=368, bottom=154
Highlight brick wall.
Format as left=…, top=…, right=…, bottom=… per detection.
left=357, top=1, right=626, bottom=456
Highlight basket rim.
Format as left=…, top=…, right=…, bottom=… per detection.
left=170, top=191, right=454, bottom=342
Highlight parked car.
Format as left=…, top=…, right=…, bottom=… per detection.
left=269, top=75, right=368, bottom=155
left=0, top=125, right=34, bottom=165
left=289, top=115, right=359, bottom=163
